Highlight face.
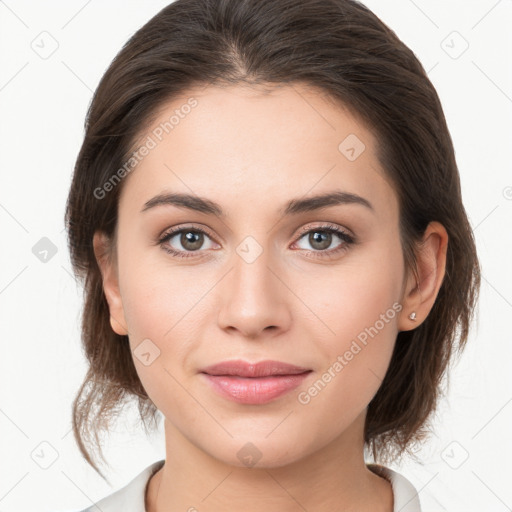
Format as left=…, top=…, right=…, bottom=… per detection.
left=99, top=83, right=410, bottom=468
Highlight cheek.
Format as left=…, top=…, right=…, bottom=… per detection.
left=116, top=259, right=203, bottom=414
left=116, top=229, right=200, bottom=337
left=120, top=269, right=212, bottom=378
left=300, top=246, right=403, bottom=416
left=300, top=239, right=403, bottom=340
left=117, top=247, right=215, bottom=394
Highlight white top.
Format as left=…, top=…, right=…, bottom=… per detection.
left=76, top=459, right=422, bottom=512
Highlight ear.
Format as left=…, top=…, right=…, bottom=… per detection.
left=93, top=231, right=129, bottom=336
left=398, top=221, right=449, bottom=331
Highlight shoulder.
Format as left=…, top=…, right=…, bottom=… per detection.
left=74, top=459, right=165, bottom=512
left=367, top=463, right=423, bottom=512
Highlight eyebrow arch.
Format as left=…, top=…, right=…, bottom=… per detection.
left=282, top=190, right=373, bottom=215
left=141, top=190, right=374, bottom=217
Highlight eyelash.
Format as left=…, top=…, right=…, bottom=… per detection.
left=157, top=223, right=355, bottom=260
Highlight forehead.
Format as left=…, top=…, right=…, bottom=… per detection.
left=119, top=83, right=397, bottom=218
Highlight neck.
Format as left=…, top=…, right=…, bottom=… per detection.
left=146, top=412, right=393, bottom=512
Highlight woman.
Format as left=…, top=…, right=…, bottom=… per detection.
left=65, top=0, right=480, bottom=510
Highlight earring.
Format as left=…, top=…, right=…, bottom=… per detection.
left=408, top=312, right=417, bottom=321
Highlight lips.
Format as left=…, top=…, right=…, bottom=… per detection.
left=200, top=359, right=311, bottom=378
left=200, top=359, right=312, bottom=404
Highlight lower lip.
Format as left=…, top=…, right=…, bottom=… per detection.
left=202, top=373, right=311, bottom=404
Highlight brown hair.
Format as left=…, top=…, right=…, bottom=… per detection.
left=65, top=0, right=480, bottom=479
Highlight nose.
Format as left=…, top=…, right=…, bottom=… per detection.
left=216, top=246, right=292, bottom=340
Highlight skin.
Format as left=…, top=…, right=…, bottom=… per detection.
left=94, top=83, right=448, bottom=512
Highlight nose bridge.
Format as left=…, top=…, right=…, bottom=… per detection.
left=231, top=234, right=279, bottom=304
left=216, top=234, right=290, bottom=336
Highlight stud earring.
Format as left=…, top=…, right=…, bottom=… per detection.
left=408, top=312, right=417, bottom=321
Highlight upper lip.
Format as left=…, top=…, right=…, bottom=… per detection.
left=200, top=359, right=311, bottom=377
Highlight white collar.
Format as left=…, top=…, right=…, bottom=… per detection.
left=367, top=463, right=422, bottom=511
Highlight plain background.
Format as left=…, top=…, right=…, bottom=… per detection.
left=0, top=1, right=511, bottom=511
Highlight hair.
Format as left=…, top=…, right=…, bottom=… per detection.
left=65, top=0, right=480, bottom=479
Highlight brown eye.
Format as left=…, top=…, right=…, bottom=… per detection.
left=179, top=230, right=204, bottom=251
left=293, top=224, right=355, bottom=260
left=158, top=226, right=218, bottom=258
left=307, top=230, right=333, bottom=250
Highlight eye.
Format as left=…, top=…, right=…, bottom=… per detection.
left=158, top=223, right=355, bottom=260
left=158, top=226, right=218, bottom=258
left=292, top=223, right=355, bottom=259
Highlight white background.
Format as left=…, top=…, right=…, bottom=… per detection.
left=0, top=1, right=511, bottom=511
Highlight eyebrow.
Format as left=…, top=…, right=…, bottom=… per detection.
left=141, top=190, right=374, bottom=217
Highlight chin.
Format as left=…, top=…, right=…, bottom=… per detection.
left=203, top=433, right=313, bottom=470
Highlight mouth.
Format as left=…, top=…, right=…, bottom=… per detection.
left=200, top=359, right=312, bottom=404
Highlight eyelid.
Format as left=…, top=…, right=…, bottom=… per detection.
left=158, top=223, right=218, bottom=243
left=294, top=222, right=354, bottom=240
left=159, top=222, right=353, bottom=244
